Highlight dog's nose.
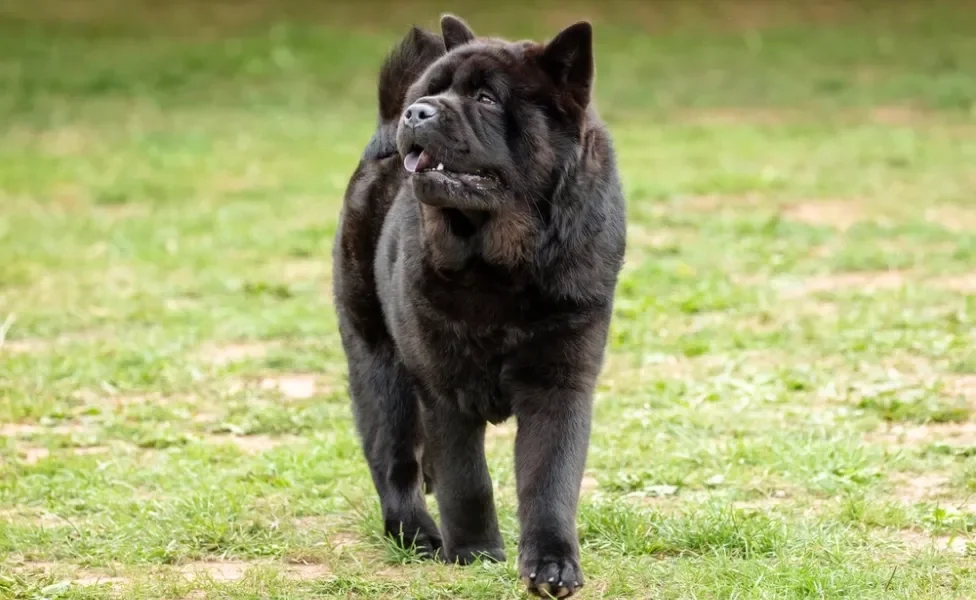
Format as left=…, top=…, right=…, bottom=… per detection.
left=403, top=102, right=437, bottom=127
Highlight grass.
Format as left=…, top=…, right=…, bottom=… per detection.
left=2, top=0, right=976, bottom=598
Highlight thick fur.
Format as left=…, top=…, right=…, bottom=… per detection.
left=332, top=15, right=625, bottom=598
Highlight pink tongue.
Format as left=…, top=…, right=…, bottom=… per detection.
left=404, top=152, right=421, bottom=173
left=404, top=150, right=434, bottom=173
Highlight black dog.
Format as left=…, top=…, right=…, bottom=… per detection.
left=332, top=14, right=625, bottom=597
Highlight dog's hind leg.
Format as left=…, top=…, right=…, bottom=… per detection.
left=346, top=339, right=442, bottom=557
left=422, top=401, right=505, bottom=565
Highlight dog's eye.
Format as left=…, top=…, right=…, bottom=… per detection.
left=477, top=91, right=497, bottom=105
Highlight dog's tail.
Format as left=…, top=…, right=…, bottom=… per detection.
left=379, top=26, right=444, bottom=122
left=363, top=26, right=445, bottom=160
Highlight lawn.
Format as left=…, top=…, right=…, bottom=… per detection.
left=2, top=1, right=976, bottom=598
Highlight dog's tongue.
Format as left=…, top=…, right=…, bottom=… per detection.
left=404, top=150, right=434, bottom=173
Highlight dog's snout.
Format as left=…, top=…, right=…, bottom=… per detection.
left=403, top=102, right=438, bottom=127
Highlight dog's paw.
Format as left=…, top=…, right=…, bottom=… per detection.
left=443, top=544, right=506, bottom=565
left=384, top=513, right=443, bottom=558
left=520, top=555, right=583, bottom=598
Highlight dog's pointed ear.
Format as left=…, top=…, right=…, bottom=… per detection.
left=541, top=21, right=594, bottom=106
left=441, top=14, right=475, bottom=51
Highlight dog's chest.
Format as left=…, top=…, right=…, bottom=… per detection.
left=400, top=298, right=529, bottom=423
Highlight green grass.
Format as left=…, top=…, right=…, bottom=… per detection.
left=3, top=0, right=976, bottom=598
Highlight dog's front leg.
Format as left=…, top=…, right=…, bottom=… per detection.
left=513, top=388, right=591, bottom=598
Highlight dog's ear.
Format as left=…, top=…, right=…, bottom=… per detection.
left=541, top=21, right=594, bottom=108
left=378, top=26, right=445, bottom=122
left=441, top=14, right=475, bottom=51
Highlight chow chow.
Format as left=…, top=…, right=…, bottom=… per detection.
left=332, top=14, right=625, bottom=597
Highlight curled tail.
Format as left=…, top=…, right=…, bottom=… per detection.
left=363, top=26, right=445, bottom=160
left=379, top=26, right=445, bottom=122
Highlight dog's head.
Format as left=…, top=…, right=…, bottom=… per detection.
left=396, top=15, right=595, bottom=217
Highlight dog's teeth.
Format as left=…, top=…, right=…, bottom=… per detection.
left=436, top=163, right=444, bottom=171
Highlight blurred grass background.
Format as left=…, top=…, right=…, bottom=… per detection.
left=2, top=1, right=976, bottom=599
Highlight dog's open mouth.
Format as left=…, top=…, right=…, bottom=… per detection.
left=403, top=146, right=493, bottom=184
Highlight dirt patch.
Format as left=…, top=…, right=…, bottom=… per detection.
left=925, top=205, right=976, bottom=232
left=286, top=519, right=360, bottom=555
left=947, top=376, right=976, bottom=402
left=164, top=296, right=202, bottom=312
left=890, top=473, right=951, bottom=503
left=97, top=201, right=154, bottom=220
left=285, top=563, right=331, bottom=580
left=898, top=530, right=970, bottom=555
left=733, top=498, right=789, bottom=511
left=180, top=561, right=250, bottom=582
left=782, top=199, right=868, bottom=231
left=0, top=508, right=74, bottom=528
left=179, top=560, right=329, bottom=581
left=204, top=434, right=295, bottom=454
left=1, top=339, right=44, bottom=353
left=695, top=349, right=795, bottom=375
left=72, top=573, right=128, bottom=586
left=282, top=259, right=328, bottom=282
left=16, top=558, right=330, bottom=586
left=5, top=125, right=101, bottom=157
left=878, top=354, right=940, bottom=379
left=293, top=516, right=331, bottom=529
left=0, top=422, right=92, bottom=437
left=626, top=224, right=679, bottom=249
left=866, top=422, right=976, bottom=447
left=678, top=194, right=762, bottom=213
left=733, top=492, right=792, bottom=512
left=211, top=165, right=280, bottom=194
left=12, top=562, right=126, bottom=586
left=87, top=390, right=177, bottom=408
left=74, top=445, right=110, bottom=455
left=934, top=274, right=976, bottom=294
left=199, top=341, right=277, bottom=366
left=623, top=488, right=720, bottom=513
left=21, top=447, right=50, bottom=465
left=39, top=126, right=99, bottom=157
left=329, top=532, right=360, bottom=553
left=14, top=445, right=111, bottom=466
left=260, top=373, right=321, bottom=400
left=869, top=106, right=933, bottom=125
left=602, top=352, right=696, bottom=389
left=0, top=329, right=104, bottom=354
left=780, top=270, right=909, bottom=297
left=191, top=411, right=221, bottom=425
left=734, top=491, right=827, bottom=517
left=292, top=515, right=349, bottom=535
